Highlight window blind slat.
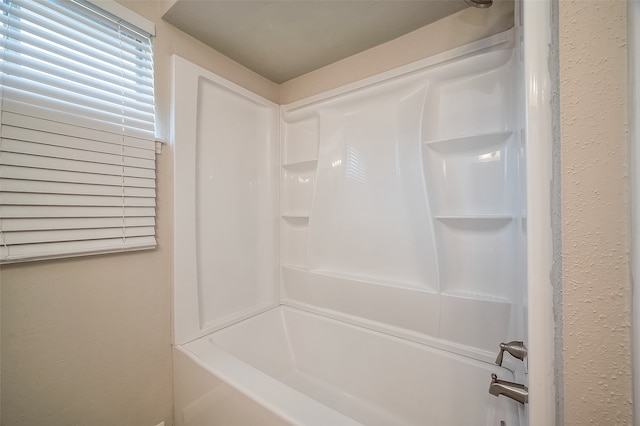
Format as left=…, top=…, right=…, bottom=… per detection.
left=1, top=116, right=156, bottom=159
left=14, top=0, right=153, bottom=55
left=68, top=0, right=155, bottom=48
left=0, top=23, right=153, bottom=89
left=1, top=139, right=155, bottom=170
left=0, top=129, right=155, bottom=162
left=1, top=136, right=156, bottom=169
left=0, top=152, right=155, bottom=178
left=0, top=2, right=154, bottom=69
left=0, top=216, right=155, bottom=231
left=2, top=87, right=155, bottom=136
left=0, top=193, right=156, bottom=208
left=0, top=165, right=156, bottom=189
left=2, top=99, right=156, bottom=143
left=1, top=70, right=155, bottom=124
left=0, top=205, right=156, bottom=218
left=0, top=16, right=153, bottom=80
left=1, top=179, right=156, bottom=198
left=1, top=226, right=155, bottom=245
left=0, top=236, right=156, bottom=263
left=2, top=46, right=154, bottom=107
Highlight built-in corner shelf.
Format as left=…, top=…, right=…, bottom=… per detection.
left=281, top=215, right=309, bottom=226
left=441, top=289, right=511, bottom=304
left=281, top=159, right=318, bottom=172
left=423, top=130, right=512, bottom=153
left=435, top=216, right=513, bottom=231
left=281, top=159, right=316, bottom=217
left=282, top=264, right=308, bottom=273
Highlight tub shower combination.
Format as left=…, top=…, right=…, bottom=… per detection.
left=173, top=28, right=529, bottom=426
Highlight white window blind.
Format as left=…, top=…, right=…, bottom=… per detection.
left=0, top=0, right=157, bottom=263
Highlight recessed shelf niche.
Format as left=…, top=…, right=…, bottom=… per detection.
left=281, top=165, right=316, bottom=217
left=280, top=116, right=320, bottom=276
left=282, top=117, right=319, bottom=165
left=281, top=217, right=309, bottom=268
left=422, top=130, right=515, bottom=216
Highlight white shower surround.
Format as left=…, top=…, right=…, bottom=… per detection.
left=172, top=2, right=557, bottom=422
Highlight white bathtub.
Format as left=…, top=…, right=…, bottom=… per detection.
left=174, top=306, right=519, bottom=426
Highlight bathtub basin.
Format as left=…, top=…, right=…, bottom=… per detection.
left=173, top=306, right=520, bottom=425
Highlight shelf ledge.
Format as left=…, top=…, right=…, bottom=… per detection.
left=435, top=215, right=514, bottom=220
left=435, top=215, right=513, bottom=230
left=423, top=130, right=513, bottom=153
left=282, top=159, right=318, bottom=172
left=281, top=215, right=310, bottom=226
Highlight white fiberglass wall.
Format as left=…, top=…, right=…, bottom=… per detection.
left=173, top=29, right=526, bottom=364
left=280, top=31, right=526, bottom=361
left=173, top=57, right=280, bottom=344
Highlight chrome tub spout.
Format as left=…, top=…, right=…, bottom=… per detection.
left=488, top=374, right=528, bottom=404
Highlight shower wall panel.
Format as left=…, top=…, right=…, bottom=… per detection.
left=194, top=78, right=278, bottom=329
left=280, top=39, right=524, bottom=361
left=307, top=84, right=438, bottom=291
left=173, top=57, right=280, bottom=345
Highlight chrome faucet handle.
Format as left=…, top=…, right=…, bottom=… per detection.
left=495, top=341, right=527, bottom=366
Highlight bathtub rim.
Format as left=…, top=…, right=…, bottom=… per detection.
left=281, top=297, right=501, bottom=364
left=176, top=322, right=365, bottom=426
left=177, top=304, right=517, bottom=426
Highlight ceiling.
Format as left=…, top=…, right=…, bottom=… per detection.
left=162, top=1, right=470, bottom=84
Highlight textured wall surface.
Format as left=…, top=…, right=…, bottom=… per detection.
left=1, top=251, right=174, bottom=426
left=559, top=0, right=632, bottom=424
left=0, top=2, right=277, bottom=425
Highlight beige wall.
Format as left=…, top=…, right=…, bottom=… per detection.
left=559, top=0, right=632, bottom=424
left=0, top=2, right=276, bottom=425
